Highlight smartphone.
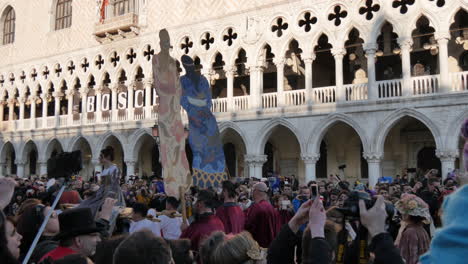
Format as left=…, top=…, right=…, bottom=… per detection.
left=310, top=184, right=318, bottom=200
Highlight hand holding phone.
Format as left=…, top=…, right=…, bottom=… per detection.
left=310, top=184, right=318, bottom=200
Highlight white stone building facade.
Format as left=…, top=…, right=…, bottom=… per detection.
left=0, top=0, right=467, bottom=187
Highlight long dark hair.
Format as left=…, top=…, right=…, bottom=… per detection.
left=101, top=146, right=115, bottom=161
left=16, top=204, right=45, bottom=260
left=0, top=211, right=20, bottom=264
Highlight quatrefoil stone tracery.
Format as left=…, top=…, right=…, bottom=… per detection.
left=392, top=0, right=415, bottom=14
left=272, top=17, right=288, bottom=37
left=328, top=6, right=347, bottom=26
left=181, top=37, right=193, bottom=54
left=299, top=12, right=317, bottom=32
left=223, top=28, right=238, bottom=46
left=201, top=33, right=215, bottom=50
left=359, top=0, right=380, bottom=21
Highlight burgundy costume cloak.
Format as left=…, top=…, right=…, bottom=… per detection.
left=216, top=202, right=245, bottom=234
left=180, top=213, right=225, bottom=251
left=245, top=200, right=280, bottom=248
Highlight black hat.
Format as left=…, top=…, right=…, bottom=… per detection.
left=55, top=208, right=101, bottom=240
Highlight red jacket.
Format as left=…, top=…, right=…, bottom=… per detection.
left=180, top=213, right=224, bottom=251
left=245, top=200, right=280, bottom=248
left=40, top=246, right=77, bottom=262
left=216, top=203, right=245, bottom=234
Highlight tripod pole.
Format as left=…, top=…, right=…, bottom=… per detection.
left=22, top=183, right=67, bottom=264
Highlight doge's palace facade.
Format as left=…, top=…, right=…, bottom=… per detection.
left=0, top=0, right=467, bottom=187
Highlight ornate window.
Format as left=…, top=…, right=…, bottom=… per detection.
left=55, top=0, right=72, bottom=30
left=113, top=0, right=136, bottom=17
left=2, top=7, right=15, bottom=45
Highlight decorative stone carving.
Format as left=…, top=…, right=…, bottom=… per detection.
left=331, top=48, right=346, bottom=58
left=435, top=150, right=459, bottom=161
left=242, top=16, right=263, bottom=45
left=301, top=154, right=320, bottom=164
left=80, top=87, right=90, bottom=95
left=143, top=78, right=154, bottom=87
left=363, top=152, right=383, bottom=162
left=397, top=38, right=413, bottom=51
left=244, top=155, right=268, bottom=165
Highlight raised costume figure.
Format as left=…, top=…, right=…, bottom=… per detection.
left=152, top=29, right=191, bottom=197
left=180, top=55, right=227, bottom=188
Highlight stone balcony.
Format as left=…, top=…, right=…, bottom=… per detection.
left=1, top=71, right=467, bottom=132
left=94, top=12, right=140, bottom=43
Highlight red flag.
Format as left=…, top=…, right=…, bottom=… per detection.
left=100, top=0, right=109, bottom=23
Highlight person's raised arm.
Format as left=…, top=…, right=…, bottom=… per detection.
left=302, top=196, right=331, bottom=264
left=359, top=196, right=404, bottom=264
left=267, top=200, right=312, bottom=264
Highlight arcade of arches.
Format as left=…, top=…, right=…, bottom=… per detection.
left=1, top=112, right=465, bottom=188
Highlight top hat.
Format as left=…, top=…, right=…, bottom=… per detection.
left=55, top=207, right=101, bottom=240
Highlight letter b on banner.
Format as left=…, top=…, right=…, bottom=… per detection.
left=87, top=97, right=95, bottom=112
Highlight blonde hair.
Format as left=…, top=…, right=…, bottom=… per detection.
left=201, top=232, right=265, bottom=264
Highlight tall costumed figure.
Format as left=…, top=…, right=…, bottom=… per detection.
left=152, top=29, right=192, bottom=198
left=180, top=55, right=227, bottom=188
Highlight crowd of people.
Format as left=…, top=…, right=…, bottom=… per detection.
left=1, top=152, right=468, bottom=264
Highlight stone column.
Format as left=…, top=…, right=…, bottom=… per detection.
left=111, top=83, right=118, bottom=121
left=225, top=67, right=236, bottom=111
left=18, top=97, right=25, bottom=129
left=16, top=162, right=25, bottom=178
left=144, top=79, right=153, bottom=118
left=274, top=58, right=285, bottom=106
left=304, top=55, right=315, bottom=105
left=41, top=94, right=48, bottom=128
left=53, top=91, right=61, bottom=127
left=39, top=162, right=47, bottom=176
left=80, top=88, right=88, bottom=123
left=66, top=90, right=74, bottom=125
left=96, top=87, right=103, bottom=123
left=436, top=150, right=458, bottom=180
left=7, top=98, right=14, bottom=121
left=302, top=154, right=320, bottom=184
left=125, top=160, right=136, bottom=182
left=248, top=66, right=264, bottom=109
left=436, top=35, right=450, bottom=93
left=30, top=96, right=36, bottom=129
left=245, top=155, right=267, bottom=179
left=364, top=153, right=383, bottom=189
left=364, top=43, right=378, bottom=100
left=332, top=48, right=346, bottom=102
left=398, top=38, right=413, bottom=96
left=53, top=91, right=61, bottom=116
left=128, top=82, right=135, bottom=120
